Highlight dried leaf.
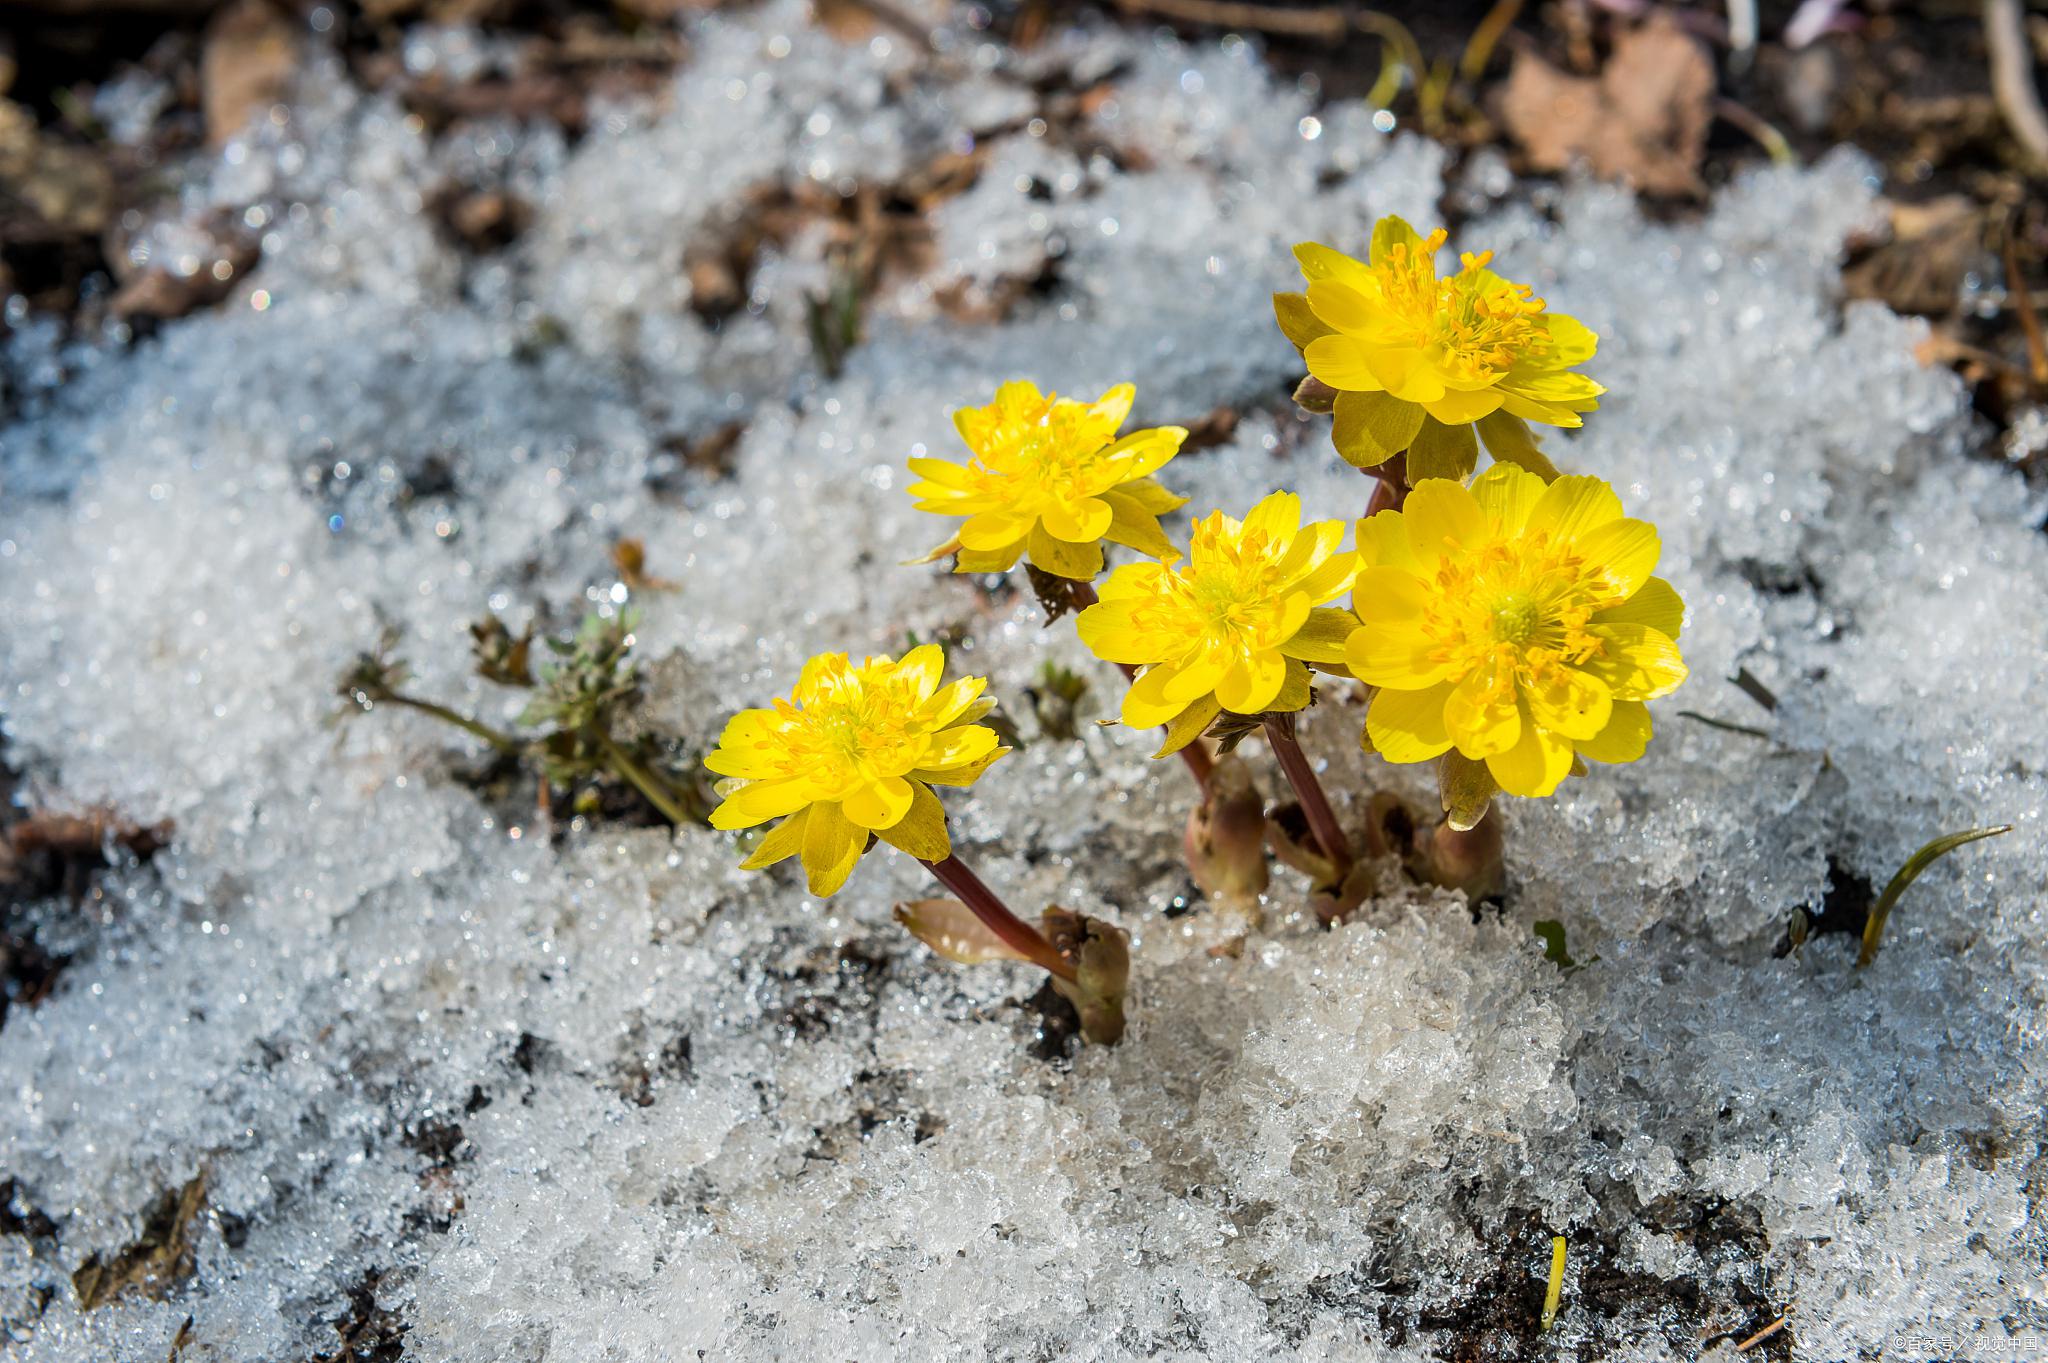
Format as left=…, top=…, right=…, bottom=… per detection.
left=1500, top=16, right=1713, bottom=196
left=893, top=898, right=1034, bottom=965
left=202, top=0, right=300, bottom=146
left=73, top=1172, right=206, bottom=1310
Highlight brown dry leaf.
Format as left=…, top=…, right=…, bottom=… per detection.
left=1500, top=16, right=1713, bottom=196
left=0, top=99, right=115, bottom=237
left=1842, top=195, right=1988, bottom=317
left=201, top=0, right=300, bottom=145
left=72, top=1172, right=206, bottom=1311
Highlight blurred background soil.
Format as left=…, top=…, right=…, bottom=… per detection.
left=3, top=0, right=2046, bottom=463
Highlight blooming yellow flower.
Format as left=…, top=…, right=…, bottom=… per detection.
left=1275, top=216, right=1603, bottom=481
left=907, top=380, right=1189, bottom=580
left=1076, top=491, right=1357, bottom=739
left=705, top=645, right=1007, bottom=896
left=1345, top=463, right=1686, bottom=799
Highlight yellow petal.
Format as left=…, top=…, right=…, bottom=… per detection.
left=1540, top=312, right=1598, bottom=364
left=912, top=747, right=1008, bottom=787
left=1101, top=426, right=1186, bottom=481
left=1243, top=490, right=1303, bottom=541
left=709, top=779, right=813, bottom=830
left=1353, top=565, right=1428, bottom=627
left=1595, top=576, right=1685, bottom=639
left=924, top=675, right=989, bottom=726
left=1293, top=240, right=1374, bottom=287
left=1503, top=370, right=1605, bottom=406
left=1163, top=649, right=1231, bottom=704
left=1463, top=463, right=1542, bottom=537
left=801, top=800, right=866, bottom=897
left=1294, top=545, right=1361, bottom=604
left=959, top=510, right=1034, bottom=551
left=1367, top=681, right=1455, bottom=763
left=843, top=775, right=916, bottom=830
left=906, top=456, right=973, bottom=487
left=1582, top=624, right=1688, bottom=700
left=1575, top=517, right=1661, bottom=598
left=1279, top=606, right=1359, bottom=664
left=1499, top=392, right=1583, bottom=428
left=1405, top=415, right=1480, bottom=482
left=1075, top=603, right=1154, bottom=666
left=1332, top=389, right=1424, bottom=469
left=1442, top=659, right=1521, bottom=758
left=1526, top=475, right=1623, bottom=541
left=897, top=643, right=945, bottom=702
left=1578, top=700, right=1652, bottom=764
left=1123, top=662, right=1191, bottom=728
left=1354, top=509, right=1421, bottom=573
left=1306, top=278, right=1378, bottom=332
left=1096, top=560, right=1166, bottom=602
left=1420, top=386, right=1505, bottom=426
left=1345, top=621, right=1449, bottom=689
left=737, top=807, right=808, bottom=870
left=1215, top=649, right=1287, bottom=714
left=923, top=724, right=998, bottom=771
left=1306, top=335, right=1383, bottom=393
left=1403, top=477, right=1486, bottom=567
left=1485, top=708, right=1575, bottom=798
left=1041, top=496, right=1114, bottom=544
left=1369, top=214, right=1427, bottom=265
left=1026, top=522, right=1103, bottom=580
left=875, top=784, right=950, bottom=860
left=1525, top=665, right=1613, bottom=742
left=1089, top=382, right=1135, bottom=430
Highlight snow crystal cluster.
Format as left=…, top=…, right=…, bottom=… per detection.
left=1, top=2, right=2042, bottom=1359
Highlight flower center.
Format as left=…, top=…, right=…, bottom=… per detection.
left=1132, top=517, right=1294, bottom=655
left=775, top=666, right=930, bottom=787
left=1419, top=533, right=1616, bottom=683
left=970, top=406, right=1119, bottom=507
left=1373, top=231, right=1551, bottom=382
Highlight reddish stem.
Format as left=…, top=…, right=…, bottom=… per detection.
left=923, top=854, right=1076, bottom=982
left=1365, top=452, right=1410, bottom=516
left=1069, top=578, right=1213, bottom=789
left=1263, top=713, right=1353, bottom=885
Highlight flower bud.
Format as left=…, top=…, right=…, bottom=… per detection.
left=1184, top=754, right=1269, bottom=922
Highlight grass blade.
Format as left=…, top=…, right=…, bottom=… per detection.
left=1857, top=826, right=2013, bottom=967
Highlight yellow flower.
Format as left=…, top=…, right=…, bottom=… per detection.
left=1275, top=216, right=1603, bottom=481
left=1076, top=491, right=1357, bottom=740
left=1345, top=464, right=1686, bottom=799
left=907, top=380, right=1189, bottom=580
left=705, top=645, right=1007, bottom=896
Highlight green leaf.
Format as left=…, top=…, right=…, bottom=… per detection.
left=1532, top=920, right=1580, bottom=971
left=1857, top=825, right=2013, bottom=966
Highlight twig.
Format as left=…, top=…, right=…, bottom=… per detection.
left=2001, top=213, right=2048, bottom=385
left=1735, top=1312, right=1790, bottom=1351
left=1986, top=0, right=2048, bottom=170
left=1111, top=0, right=1346, bottom=41
left=591, top=729, right=693, bottom=827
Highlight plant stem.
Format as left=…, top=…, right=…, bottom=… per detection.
left=384, top=693, right=523, bottom=753
left=592, top=729, right=694, bottom=827
left=1263, top=713, right=1353, bottom=885
left=1365, top=452, right=1410, bottom=516
left=1069, top=579, right=1214, bottom=789
left=922, top=853, right=1076, bottom=982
